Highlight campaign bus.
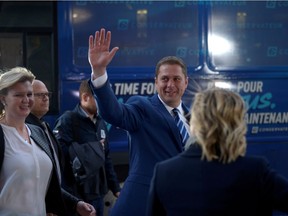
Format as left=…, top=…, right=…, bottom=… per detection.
left=1, top=2, right=288, bottom=212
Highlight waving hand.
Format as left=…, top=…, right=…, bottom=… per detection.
left=88, top=28, right=119, bottom=79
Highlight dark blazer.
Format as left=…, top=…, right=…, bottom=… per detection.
left=26, top=114, right=63, bottom=167
left=147, top=144, right=288, bottom=216
left=90, top=80, right=190, bottom=216
left=27, top=124, right=65, bottom=215
left=26, top=114, right=80, bottom=214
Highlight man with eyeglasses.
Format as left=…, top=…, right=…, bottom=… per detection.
left=34, top=91, right=53, bottom=99
left=26, top=79, right=96, bottom=216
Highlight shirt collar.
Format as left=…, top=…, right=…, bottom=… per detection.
left=79, top=106, right=97, bottom=123
left=157, top=95, right=184, bottom=116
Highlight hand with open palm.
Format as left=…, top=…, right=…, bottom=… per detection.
left=88, top=28, right=119, bottom=80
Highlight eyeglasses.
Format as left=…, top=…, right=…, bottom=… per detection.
left=34, top=92, right=52, bottom=99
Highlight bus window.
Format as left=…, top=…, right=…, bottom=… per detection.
left=208, top=1, right=288, bottom=70
left=0, top=2, right=53, bottom=27
left=0, top=2, right=58, bottom=115
left=0, top=33, right=23, bottom=68
left=70, top=1, right=200, bottom=69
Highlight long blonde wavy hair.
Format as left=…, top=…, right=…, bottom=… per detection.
left=190, top=88, right=247, bottom=164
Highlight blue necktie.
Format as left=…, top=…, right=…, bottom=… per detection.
left=173, top=108, right=189, bottom=146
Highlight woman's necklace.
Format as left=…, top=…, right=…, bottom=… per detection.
left=17, top=126, right=30, bottom=143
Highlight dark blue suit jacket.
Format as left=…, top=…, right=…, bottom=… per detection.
left=91, top=80, right=189, bottom=216
left=147, top=144, right=288, bottom=216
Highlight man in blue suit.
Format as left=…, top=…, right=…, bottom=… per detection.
left=88, top=28, right=191, bottom=216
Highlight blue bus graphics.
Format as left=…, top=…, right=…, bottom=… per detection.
left=55, top=0, right=288, bottom=177
left=1, top=2, right=288, bottom=208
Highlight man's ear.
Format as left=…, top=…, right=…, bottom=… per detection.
left=82, top=92, right=90, bottom=102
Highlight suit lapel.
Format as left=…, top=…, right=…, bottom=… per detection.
left=27, top=124, right=53, bottom=159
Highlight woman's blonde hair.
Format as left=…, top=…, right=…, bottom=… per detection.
left=0, top=67, right=35, bottom=116
left=190, top=88, right=247, bottom=163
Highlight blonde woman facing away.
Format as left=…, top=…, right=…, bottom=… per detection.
left=147, top=88, right=288, bottom=216
left=0, top=67, right=95, bottom=216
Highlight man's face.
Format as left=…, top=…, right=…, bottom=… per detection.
left=31, top=81, right=50, bottom=118
left=155, top=64, right=188, bottom=108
